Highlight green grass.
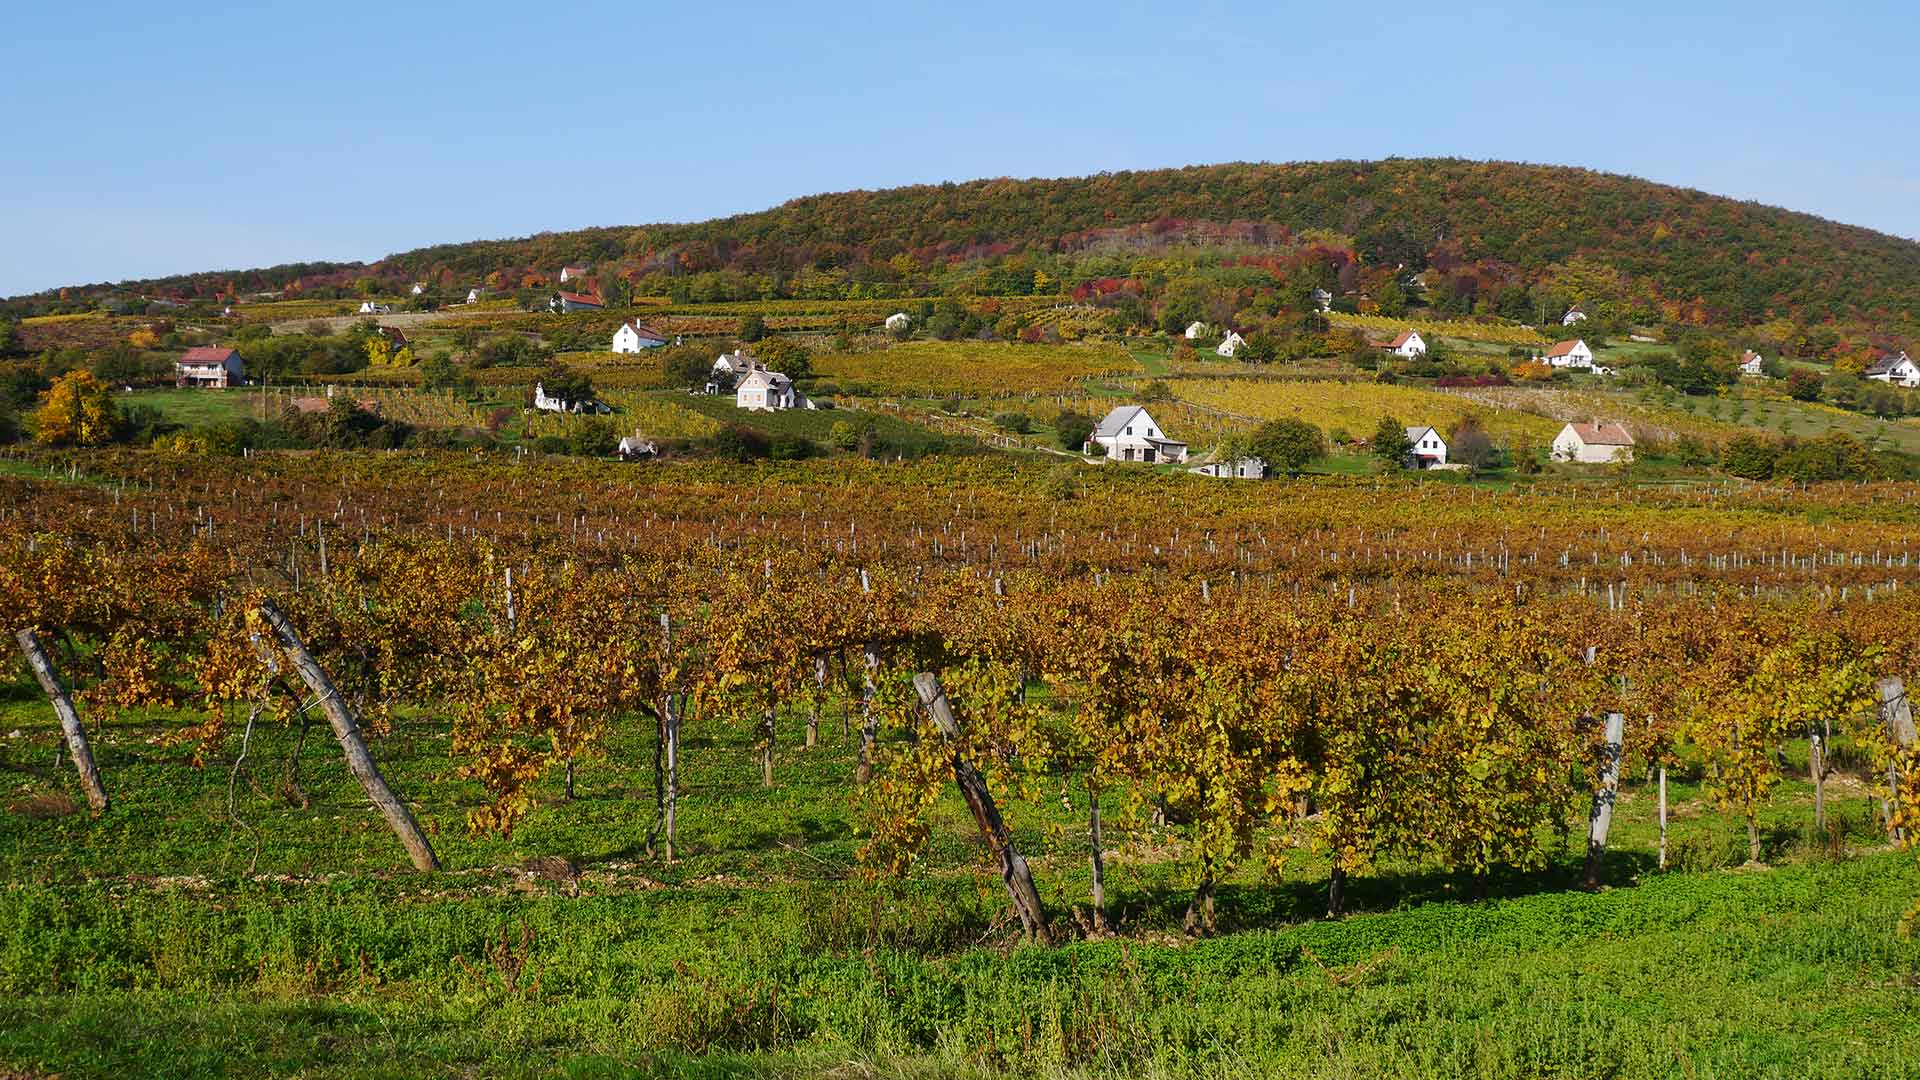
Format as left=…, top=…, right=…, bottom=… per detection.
left=1, top=672, right=1916, bottom=1078
left=121, top=387, right=268, bottom=427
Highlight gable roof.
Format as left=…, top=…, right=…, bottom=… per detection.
left=1563, top=421, right=1634, bottom=446
left=555, top=290, right=601, bottom=306
left=1405, top=425, right=1441, bottom=443
left=1387, top=330, right=1420, bottom=348
left=738, top=368, right=790, bottom=390
left=619, top=319, right=667, bottom=341
left=1544, top=339, right=1586, bottom=358
left=178, top=346, right=239, bottom=365
left=1740, top=350, right=1762, bottom=363
left=1093, top=405, right=1148, bottom=438
left=1865, top=351, right=1912, bottom=375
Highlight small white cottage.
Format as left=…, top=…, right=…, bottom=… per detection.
left=465, top=288, right=483, bottom=304
left=735, top=366, right=811, bottom=411
left=533, top=383, right=608, bottom=414
left=1087, top=405, right=1189, bottom=464
left=1191, top=456, right=1266, bottom=480
left=611, top=319, right=668, bottom=354
left=357, top=301, right=393, bottom=315
left=1562, top=304, right=1587, bottom=326
left=1382, top=330, right=1427, bottom=358
left=1184, top=321, right=1209, bottom=341
left=617, top=434, right=657, bottom=460
left=884, top=312, right=911, bottom=332
left=1216, top=331, right=1246, bottom=358
left=1309, top=288, right=1333, bottom=313
left=1552, top=421, right=1636, bottom=464
left=409, top=283, right=427, bottom=296
left=1738, top=350, right=1766, bottom=377
left=1865, top=351, right=1920, bottom=388
left=1404, top=426, right=1447, bottom=468
left=1539, top=339, right=1595, bottom=369
left=559, top=266, right=587, bottom=284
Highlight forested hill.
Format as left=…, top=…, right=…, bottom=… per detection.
left=17, top=160, right=1920, bottom=328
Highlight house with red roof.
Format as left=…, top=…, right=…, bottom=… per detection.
left=175, top=346, right=245, bottom=388
left=1378, top=330, right=1427, bottom=358
left=1538, top=339, right=1595, bottom=370
left=1552, top=421, right=1635, bottom=464
left=550, top=291, right=603, bottom=313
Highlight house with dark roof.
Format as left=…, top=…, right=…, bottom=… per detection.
left=550, top=291, right=603, bottom=313
left=1404, top=425, right=1447, bottom=468
left=1865, top=351, right=1920, bottom=388
left=612, top=319, right=668, bottom=354
left=175, top=346, right=244, bottom=388
left=1088, top=405, right=1188, bottom=464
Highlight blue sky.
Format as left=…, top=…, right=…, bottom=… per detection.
left=2, top=0, right=1915, bottom=297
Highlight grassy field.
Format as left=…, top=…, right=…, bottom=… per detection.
left=0, top=671, right=1915, bottom=1079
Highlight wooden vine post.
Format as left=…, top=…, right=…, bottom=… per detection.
left=1881, top=676, right=1917, bottom=843
left=1584, top=710, right=1626, bottom=888
left=253, top=599, right=440, bottom=871
left=15, top=629, right=109, bottom=814
left=661, top=611, right=682, bottom=864
left=912, top=672, right=1051, bottom=945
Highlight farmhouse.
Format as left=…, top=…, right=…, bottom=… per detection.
left=735, top=365, right=810, bottom=411
left=617, top=434, right=657, bottom=460
left=1552, top=421, right=1635, bottom=464
left=1404, top=426, right=1447, bottom=468
left=410, top=283, right=426, bottom=296
left=1739, top=350, right=1766, bottom=377
left=611, top=319, right=668, bottom=354
left=1184, top=321, right=1208, bottom=340
left=1087, top=405, right=1189, bottom=464
left=465, top=288, right=483, bottom=304
left=884, top=312, right=911, bottom=332
left=1191, top=456, right=1266, bottom=480
left=1309, top=288, right=1333, bottom=313
left=551, top=291, right=603, bottom=313
left=175, top=346, right=244, bottom=388
left=1865, top=351, right=1920, bottom=388
left=1562, top=304, right=1587, bottom=326
left=1539, top=339, right=1595, bottom=369
left=559, top=266, right=587, bottom=283
left=357, top=301, right=393, bottom=315
left=1216, top=331, right=1246, bottom=358
left=533, top=382, right=608, bottom=414
left=1380, top=330, right=1427, bottom=358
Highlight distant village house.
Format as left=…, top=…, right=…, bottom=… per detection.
left=1865, top=351, right=1920, bottom=388
left=1191, top=456, right=1266, bottom=479
left=611, top=319, right=668, bottom=354
left=735, top=365, right=811, bottom=411
left=1738, top=350, right=1766, bottom=377
left=884, top=312, right=911, bottom=332
left=1539, top=339, right=1595, bottom=369
left=175, top=347, right=245, bottom=388
left=1404, top=425, right=1447, bottom=469
left=551, top=291, right=603, bottom=313
left=1216, top=331, right=1246, bottom=358
left=1562, top=304, right=1587, bottom=326
left=1381, top=330, right=1427, bottom=359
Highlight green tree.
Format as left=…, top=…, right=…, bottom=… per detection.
left=1054, top=410, right=1096, bottom=451
left=1250, top=417, right=1327, bottom=473
left=419, top=350, right=459, bottom=391
left=1785, top=368, right=1823, bottom=402
left=1371, top=415, right=1411, bottom=465
left=1375, top=278, right=1408, bottom=317
left=738, top=314, right=767, bottom=342
left=536, top=362, right=595, bottom=407
left=0, top=318, right=23, bottom=358
left=1719, top=433, right=1778, bottom=480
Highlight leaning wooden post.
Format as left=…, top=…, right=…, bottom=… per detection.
left=1881, top=677, right=1917, bottom=843
left=253, top=599, right=439, bottom=871
left=913, top=672, right=1051, bottom=945
left=1584, top=710, right=1626, bottom=888
left=15, top=629, right=109, bottom=814
left=660, top=612, right=681, bottom=865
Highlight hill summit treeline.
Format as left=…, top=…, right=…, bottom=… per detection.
left=17, top=160, right=1920, bottom=330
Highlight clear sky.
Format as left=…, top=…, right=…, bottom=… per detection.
left=2, top=0, right=1915, bottom=297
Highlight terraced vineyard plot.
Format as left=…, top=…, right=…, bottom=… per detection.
left=815, top=340, right=1141, bottom=396
left=1171, top=376, right=1562, bottom=443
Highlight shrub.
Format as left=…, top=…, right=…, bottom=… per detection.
left=1720, top=433, right=1778, bottom=480
left=992, top=412, right=1032, bottom=435
left=1251, top=417, right=1327, bottom=473
left=1054, top=411, right=1096, bottom=451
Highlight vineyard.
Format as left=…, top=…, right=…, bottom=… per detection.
left=1, top=453, right=1918, bottom=1077
left=813, top=340, right=1142, bottom=396
left=1167, top=375, right=1564, bottom=443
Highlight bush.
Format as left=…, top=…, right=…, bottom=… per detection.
left=1250, top=417, right=1327, bottom=473
left=992, top=412, right=1032, bottom=435
left=1719, top=433, right=1778, bottom=480
left=1054, top=411, right=1096, bottom=451
left=709, top=426, right=771, bottom=461
left=1785, top=367, right=1823, bottom=402
left=769, top=434, right=818, bottom=461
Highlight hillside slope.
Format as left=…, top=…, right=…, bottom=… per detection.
left=15, top=160, right=1920, bottom=327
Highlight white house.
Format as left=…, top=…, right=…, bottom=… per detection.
left=1738, top=350, right=1767, bottom=377
left=409, top=283, right=426, bottom=296
left=357, top=301, right=393, bottom=315
left=533, top=383, right=608, bottom=414
left=884, top=312, right=911, bottom=333
left=1087, top=405, right=1189, bottom=464
left=1309, top=288, right=1333, bottom=313
left=617, top=434, right=657, bottom=460
left=175, top=346, right=244, bottom=388
left=1382, top=330, right=1427, bottom=359
left=550, top=291, right=603, bottom=313
left=1216, top=331, right=1246, bottom=358
left=1191, top=456, right=1266, bottom=480
left=1552, top=421, right=1636, bottom=464
left=611, top=319, right=668, bottom=354
left=559, top=266, right=587, bottom=284
left=465, top=288, right=483, bottom=304
left=1562, top=304, right=1587, bottom=326
left=1184, top=321, right=1209, bottom=340
left=1539, top=339, right=1595, bottom=369
left=1865, top=351, right=1920, bottom=388
left=1404, top=425, right=1447, bottom=468
left=736, top=366, right=811, bottom=411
